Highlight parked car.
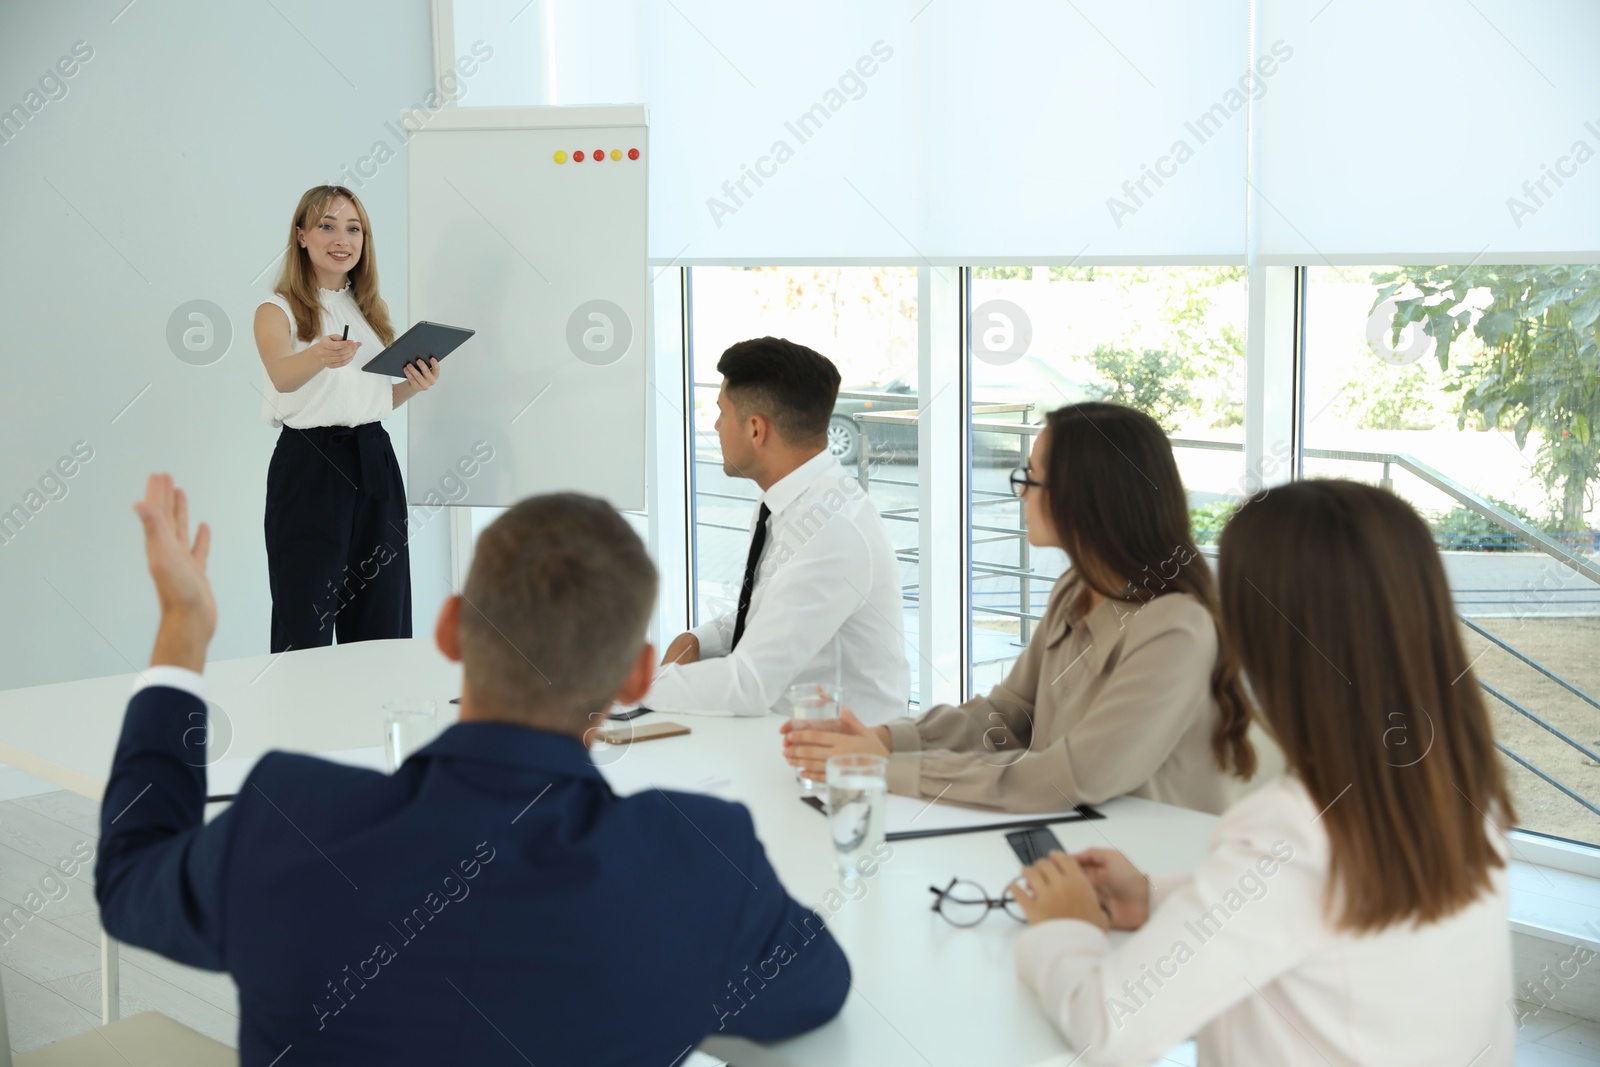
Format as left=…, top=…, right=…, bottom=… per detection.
left=828, top=358, right=1106, bottom=466
left=830, top=377, right=919, bottom=464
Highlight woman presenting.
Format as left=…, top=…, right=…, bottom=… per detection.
left=253, top=185, right=442, bottom=653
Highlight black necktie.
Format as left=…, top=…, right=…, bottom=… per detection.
left=731, top=503, right=771, bottom=651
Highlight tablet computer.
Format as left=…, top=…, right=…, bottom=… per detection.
left=360, top=321, right=474, bottom=377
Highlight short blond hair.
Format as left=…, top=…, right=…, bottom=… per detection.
left=459, top=494, right=657, bottom=726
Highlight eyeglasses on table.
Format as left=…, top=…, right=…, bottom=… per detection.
left=928, top=877, right=1028, bottom=927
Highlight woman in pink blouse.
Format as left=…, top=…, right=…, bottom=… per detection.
left=1011, top=479, right=1516, bottom=1066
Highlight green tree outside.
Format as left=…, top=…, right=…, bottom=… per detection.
left=1373, top=265, right=1600, bottom=529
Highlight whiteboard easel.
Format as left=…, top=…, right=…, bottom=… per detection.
left=405, top=104, right=648, bottom=511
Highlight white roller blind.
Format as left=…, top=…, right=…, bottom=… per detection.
left=1253, top=0, right=1600, bottom=263
left=452, top=0, right=1250, bottom=263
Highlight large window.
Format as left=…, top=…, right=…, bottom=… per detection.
left=1302, top=265, right=1600, bottom=844
left=466, top=258, right=1598, bottom=851
left=687, top=266, right=924, bottom=701
left=965, top=267, right=1249, bottom=691
left=444, top=0, right=1600, bottom=858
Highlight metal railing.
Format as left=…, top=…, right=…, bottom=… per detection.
left=1294, top=444, right=1600, bottom=586
left=850, top=410, right=1042, bottom=638
left=1278, top=449, right=1598, bottom=812
left=864, top=420, right=1600, bottom=821
left=692, top=382, right=919, bottom=405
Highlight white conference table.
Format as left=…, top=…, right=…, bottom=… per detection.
left=0, top=639, right=1219, bottom=1065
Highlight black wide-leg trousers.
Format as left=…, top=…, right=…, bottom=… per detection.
left=265, top=422, right=412, bottom=653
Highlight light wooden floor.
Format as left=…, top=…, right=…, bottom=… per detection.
left=0, top=789, right=239, bottom=1053
left=2, top=786, right=1595, bottom=1064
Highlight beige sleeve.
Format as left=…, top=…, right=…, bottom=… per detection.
left=885, top=615, right=1045, bottom=797
left=890, top=606, right=1217, bottom=814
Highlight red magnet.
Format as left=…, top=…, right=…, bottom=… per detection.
left=593, top=148, right=605, bottom=161
left=628, top=148, right=640, bottom=160
left=573, top=150, right=585, bottom=161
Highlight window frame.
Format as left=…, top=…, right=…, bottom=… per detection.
left=467, top=257, right=1600, bottom=863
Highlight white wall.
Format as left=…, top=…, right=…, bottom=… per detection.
left=0, top=0, right=451, bottom=689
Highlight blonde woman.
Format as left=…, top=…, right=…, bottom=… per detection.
left=254, top=185, right=442, bottom=652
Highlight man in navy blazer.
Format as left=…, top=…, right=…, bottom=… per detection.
left=96, top=474, right=850, bottom=1065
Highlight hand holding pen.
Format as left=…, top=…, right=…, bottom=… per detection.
left=312, top=323, right=360, bottom=370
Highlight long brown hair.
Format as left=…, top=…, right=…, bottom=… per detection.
left=1219, top=479, right=1514, bottom=932
left=274, top=185, right=396, bottom=346
left=1039, top=402, right=1255, bottom=780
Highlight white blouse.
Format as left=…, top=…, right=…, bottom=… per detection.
left=1016, top=774, right=1514, bottom=1066
left=257, top=284, right=394, bottom=429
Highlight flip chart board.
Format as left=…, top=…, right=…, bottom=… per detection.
left=406, top=105, right=648, bottom=509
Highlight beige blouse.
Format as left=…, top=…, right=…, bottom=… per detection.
left=884, top=571, right=1239, bottom=815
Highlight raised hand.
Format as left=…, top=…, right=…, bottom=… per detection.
left=132, top=474, right=215, bottom=669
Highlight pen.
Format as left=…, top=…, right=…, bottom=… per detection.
left=341, top=325, right=350, bottom=340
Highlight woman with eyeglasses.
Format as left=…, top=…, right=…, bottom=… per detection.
left=1009, top=480, right=1515, bottom=1065
left=784, top=401, right=1258, bottom=815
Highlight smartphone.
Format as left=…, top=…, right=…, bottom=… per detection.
left=1005, top=825, right=1066, bottom=866
left=608, top=704, right=655, bottom=721
left=594, top=720, right=690, bottom=745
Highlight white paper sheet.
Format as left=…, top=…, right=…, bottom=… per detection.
left=595, top=742, right=735, bottom=799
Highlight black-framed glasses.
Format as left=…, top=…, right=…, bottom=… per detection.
left=1008, top=466, right=1044, bottom=498
left=928, top=877, right=1027, bottom=927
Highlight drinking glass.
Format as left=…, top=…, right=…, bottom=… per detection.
left=827, top=753, right=887, bottom=883
left=384, top=700, right=438, bottom=772
left=788, top=682, right=841, bottom=789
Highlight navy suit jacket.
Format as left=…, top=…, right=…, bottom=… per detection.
left=95, top=684, right=850, bottom=1065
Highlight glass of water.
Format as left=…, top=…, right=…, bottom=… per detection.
left=384, top=701, right=438, bottom=772
left=788, top=682, right=841, bottom=790
left=827, top=753, right=887, bottom=884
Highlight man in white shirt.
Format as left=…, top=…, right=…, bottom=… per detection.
left=650, top=337, right=911, bottom=724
